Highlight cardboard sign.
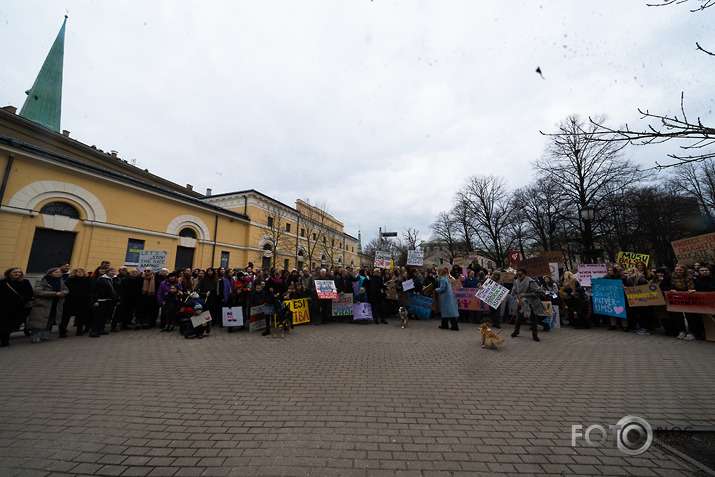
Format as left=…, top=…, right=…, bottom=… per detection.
left=222, top=306, right=244, bottom=327
left=541, top=302, right=561, bottom=328
left=577, top=264, right=608, bottom=287
left=332, top=293, right=353, bottom=316
left=541, top=251, right=563, bottom=265
left=384, top=279, right=398, bottom=300
left=500, top=271, right=515, bottom=284
left=249, top=305, right=266, bottom=332
left=474, top=278, right=509, bottom=309
left=402, top=279, right=415, bottom=291
left=617, top=252, right=650, bottom=267
left=665, top=291, right=715, bottom=314
left=190, top=311, right=212, bottom=328
left=409, top=294, right=433, bottom=319
left=516, top=256, right=550, bottom=277
left=624, top=284, right=666, bottom=307
left=287, top=298, right=311, bottom=324
left=138, top=250, right=167, bottom=272
left=352, top=302, right=373, bottom=320
left=671, top=232, right=715, bottom=266
left=591, top=278, right=627, bottom=319
left=374, top=251, right=392, bottom=269
left=422, top=283, right=434, bottom=297
left=407, top=250, right=424, bottom=266
left=454, top=288, right=490, bottom=311
left=315, top=280, right=338, bottom=299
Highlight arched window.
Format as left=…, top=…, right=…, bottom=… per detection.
left=39, top=201, right=80, bottom=219
left=179, top=228, right=197, bottom=238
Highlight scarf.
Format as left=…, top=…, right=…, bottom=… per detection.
left=142, top=272, right=156, bottom=295
left=45, top=275, right=62, bottom=292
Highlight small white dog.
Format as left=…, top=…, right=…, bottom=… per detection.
left=398, top=307, right=409, bottom=328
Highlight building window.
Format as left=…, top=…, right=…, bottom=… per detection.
left=313, top=233, right=316, bottom=240
left=267, top=216, right=274, bottom=228
left=39, top=201, right=80, bottom=219
left=179, top=228, right=197, bottom=238
left=124, top=238, right=145, bottom=266
left=284, top=259, right=290, bottom=270
left=301, top=228, right=305, bottom=237
left=221, top=251, right=230, bottom=268
left=286, top=223, right=291, bottom=233
left=323, top=237, right=326, bottom=243
left=332, top=239, right=335, bottom=246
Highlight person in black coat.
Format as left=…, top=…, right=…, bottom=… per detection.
left=89, top=268, right=120, bottom=337
left=0, top=267, right=34, bottom=347
left=115, top=269, right=143, bottom=331
left=364, top=268, right=387, bottom=324
left=63, top=268, right=94, bottom=336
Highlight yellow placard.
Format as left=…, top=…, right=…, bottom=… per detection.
left=287, top=298, right=310, bottom=324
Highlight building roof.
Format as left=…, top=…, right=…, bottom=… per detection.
left=19, top=16, right=66, bottom=132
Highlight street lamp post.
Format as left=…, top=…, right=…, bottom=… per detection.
left=580, top=205, right=596, bottom=264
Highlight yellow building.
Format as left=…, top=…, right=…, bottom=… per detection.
left=205, top=191, right=360, bottom=271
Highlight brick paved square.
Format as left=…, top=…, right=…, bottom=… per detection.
left=0, top=321, right=712, bottom=476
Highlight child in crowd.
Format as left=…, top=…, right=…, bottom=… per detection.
left=161, top=285, right=181, bottom=332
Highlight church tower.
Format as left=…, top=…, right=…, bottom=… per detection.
left=19, top=15, right=67, bottom=132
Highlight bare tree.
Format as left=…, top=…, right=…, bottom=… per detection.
left=429, top=211, right=464, bottom=263
left=512, top=178, right=566, bottom=253
left=451, top=201, right=475, bottom=252
left=458, top=175, right=516, bottom=268
left=669, top=161, right=715, bottom=218
left=262, top=200, right=294, bottom=269
left=297, top=199, right=333, bottom=268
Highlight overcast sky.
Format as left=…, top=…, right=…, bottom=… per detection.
left=2, top=1, right=712, bottom=245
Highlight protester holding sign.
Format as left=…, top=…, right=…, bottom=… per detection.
left=436, top=268, right=459, bottom=331
left=510, top=268, right=546, bottom=341
left=660, top=264, right=697, bottom=339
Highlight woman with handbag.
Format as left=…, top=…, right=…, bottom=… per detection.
left=0, top=267, right=34, bottom=347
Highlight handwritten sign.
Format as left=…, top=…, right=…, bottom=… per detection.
left=500, top=271, right=515, bottom=284
left=222, top=306, right=244, bottom=327
left=474, top=278, right=509, bottom=309
left=332, top=293, right=353, bottom=316
left=352, top=302, right=373, bottom=320
left=665, top=291, right=715, bottom=314
left=577, top=264, right=608, bottom=287
left=315, top=280, right=338, bottom=299
left=407, top=250, right=424, bottom=266
left=249, top=305, right=266, bottom=332
left=541, top=302, right=561, bottom=328
left=671, top=232, right=715, bottom=266
left=624, top=284, right=666, bottom=307
left=138, top=250, right=167, bottom=272
left=409, top=294, right=433, bottom=319
left=617, top=252, right=650, bottom=267
left=287, top=298, right=310, bottom=324
left=516, top=256, right=550, bottom=277
left=591, top=278, right=627, bottom=319
left=454, top=288, right=490, bottom=311
left=402, top=279, right=415, bottom=291
left=190, top=311, right=212, bottom=328
left=374, top=251, right=392, bottom=269
left=384, top=279, right=398, bottom=300
left=541, top=251, right=563, bottom=265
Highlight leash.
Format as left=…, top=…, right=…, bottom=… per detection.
left=495, top=311, right=517, bottom=335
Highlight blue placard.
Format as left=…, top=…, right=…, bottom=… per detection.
left=591, top=278, right=627, bottom=319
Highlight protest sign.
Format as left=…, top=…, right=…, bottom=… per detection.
left=474, top=278, right=510, bottom=309
left=624, top=284, right=666, bottom=307
left=409, top=294, right=433, bottom=319
left=665, top=291, right=715, bottom=314
left=516, top=256, right=550, bottom=277
left=671, top=232, right=715, bottom=266
left=374, top=251, right=392, bottom=269
left=222, top=306, right=244, bottom=327
left=287, top=298, right=310, bottom=324
left=509, top=251, right=520, bottom=264
left=454, top=288, right=490, bottom=311
left=617, top=251, right=650, bottom=267
left=138, top=250, right=167, bottom=272
left=591, top=278, right=627, bottom=319
left=384, top=279, right=398, bottom=300
left=332, top=293, right=353, bottom=316
left=315, top=280, right=338, bottom=299
left=352, top=302, right=373, bottom=320
left=402, top=279, right=415, bottom=291
left=407, top=250, right=424, bottom=266
left=500, top=271, right=515, bottom=284
left=249, top=305, right=266, bottom=332
left=190, top=311, right=212, bottom=328
left=549, top=263, right=559, bottom=283
left=577, top=264, right=608, bottom=287
left=506, top=295, right=518, bottom=316
left=421, top=283, right=434, bottom=297
left=541, top=251, right=563, bottom=265
left=541, top=302, right=561, bottom=329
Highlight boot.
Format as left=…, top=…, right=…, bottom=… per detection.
left=532, top=331, right=540, bottom=342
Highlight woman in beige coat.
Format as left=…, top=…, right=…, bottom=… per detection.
left=27, top=268, right=69, bottom=343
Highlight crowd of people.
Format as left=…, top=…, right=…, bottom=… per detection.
left=0, top=258, right=712, bottom=348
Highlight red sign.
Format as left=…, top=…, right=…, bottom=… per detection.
left=509, top=251, right=520, bottom=264
left=665, top=291, right=715, bottom=314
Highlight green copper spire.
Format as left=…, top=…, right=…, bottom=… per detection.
left=19, top=15, right=67, bottom=132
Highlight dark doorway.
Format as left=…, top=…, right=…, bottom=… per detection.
left=175, top=246, right=195, bottom=270
left=27, top=228, right=76, bottom=273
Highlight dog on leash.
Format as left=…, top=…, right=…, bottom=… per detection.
left=398, top=307, right=409, bottom=329
left=479, top=323, right=505, bottom=349
left=274, top=305, right=294, bottom=338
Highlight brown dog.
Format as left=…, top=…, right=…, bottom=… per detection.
left=399, top=306, right=408, bottom=329
left=479, top=323, right=505, bottom=349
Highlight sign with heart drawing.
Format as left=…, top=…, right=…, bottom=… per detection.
left=591, top=279, right=627, bottom=319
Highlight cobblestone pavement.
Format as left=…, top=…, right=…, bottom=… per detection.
left=1, top=318, right=713, bottom=477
